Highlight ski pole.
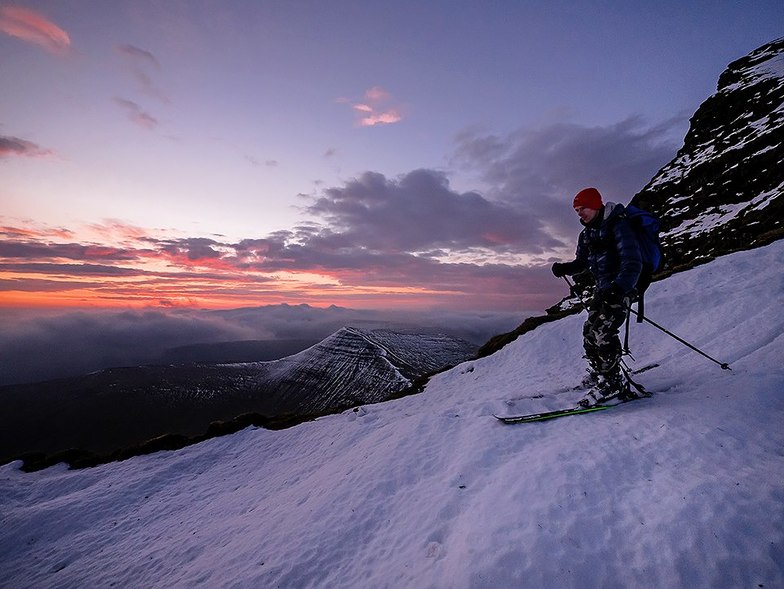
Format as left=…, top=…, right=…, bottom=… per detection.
left=625, top=306, right=731, bottom=370
left=562, top=277, right=731, bottom=371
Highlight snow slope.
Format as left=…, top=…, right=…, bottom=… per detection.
left=1, top=241, right=783, bottom=588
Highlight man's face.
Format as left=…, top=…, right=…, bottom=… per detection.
left=574, top=206, right=599, bottom=224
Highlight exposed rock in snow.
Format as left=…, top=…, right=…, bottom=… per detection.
left=633, top=37, right=784, bottom=271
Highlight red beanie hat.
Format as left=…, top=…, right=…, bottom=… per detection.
left=573, top=187, right=603, bottom=210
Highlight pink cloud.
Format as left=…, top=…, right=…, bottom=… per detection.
left=0, top=223, right=72, bottom=240
left=86, top=220, right=159, bottom=243
left=358, top=110, right=403, bottom=127
left=364, top=86, right=390, bottom=102
left=339, top=86, right=404, bottom=127
left=0, top=5, right=70, bottom=54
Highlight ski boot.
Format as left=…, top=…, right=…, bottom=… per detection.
left=576, top=368, right=600, bottom=390
left=578, top=372, right=626, bottom=408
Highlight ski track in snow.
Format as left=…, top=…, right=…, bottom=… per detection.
left=1, top=241, right=784, bottom=588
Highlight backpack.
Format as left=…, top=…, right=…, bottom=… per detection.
left=620, top=204, right=663, bottom=323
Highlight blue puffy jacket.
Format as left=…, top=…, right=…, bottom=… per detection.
left=563, top=203, right=642, bottom=294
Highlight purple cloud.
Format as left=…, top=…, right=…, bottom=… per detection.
left=307, top=169, right=564, bottom=255
left=0, top=263, right=144, bottom=277
left=114, top=98, right=159, bottom=129
left=116, top=44, right=160, bottom=68
left=115, top=44, right=170, bottom=104
left=0, top=239, right=137, bottom=261
left=0, top=135, right=55, bottom=160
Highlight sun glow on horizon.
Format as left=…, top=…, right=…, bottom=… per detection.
left=0, top=219, right=478, bottom=311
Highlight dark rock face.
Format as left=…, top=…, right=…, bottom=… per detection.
left=632, top=38, right=784, bottom=272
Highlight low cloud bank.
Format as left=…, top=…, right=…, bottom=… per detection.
left=0, top=305, right=524, bottom=386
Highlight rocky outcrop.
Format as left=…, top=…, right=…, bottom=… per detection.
left=632, top=37, right=784, bottom=272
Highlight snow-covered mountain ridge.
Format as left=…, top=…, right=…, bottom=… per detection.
left=2, top=235, right=782, bottom=589
left=0, top=327, right=475, bottom=468
left=222, top=326, right=477, bottom=414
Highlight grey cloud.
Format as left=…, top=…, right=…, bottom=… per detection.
left=307, top=169, right=565, bottom=255
left=452, top=116, right=683, bottom=239
left=155, top=237, right=222, bottom=260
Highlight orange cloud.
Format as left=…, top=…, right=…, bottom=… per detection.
left=0, top=5, right=71, bottom=54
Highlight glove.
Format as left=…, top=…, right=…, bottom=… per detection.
left=551, top=262, right=568, bottom=278
left=599, top=283, right=626, bottom=306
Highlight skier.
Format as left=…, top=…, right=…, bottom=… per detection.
left=551, top=187, right=642, bottom=407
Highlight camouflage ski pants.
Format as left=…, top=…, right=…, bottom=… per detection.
left=582, top=292, right=629, bottom=376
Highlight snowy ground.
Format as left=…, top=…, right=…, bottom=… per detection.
left=1, top=241, right=783, bottom=589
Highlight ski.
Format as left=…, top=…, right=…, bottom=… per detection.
left=494, top=393, right=650, bottom=424
left=494, top=405, right=611, bottom=424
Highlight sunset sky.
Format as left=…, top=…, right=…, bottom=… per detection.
left=2, top=1, right=782, bottom=313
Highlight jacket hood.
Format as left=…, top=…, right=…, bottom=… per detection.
left=603, top=202, right=625, bottom=221
left=580, top=202, right=624, bottom=228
